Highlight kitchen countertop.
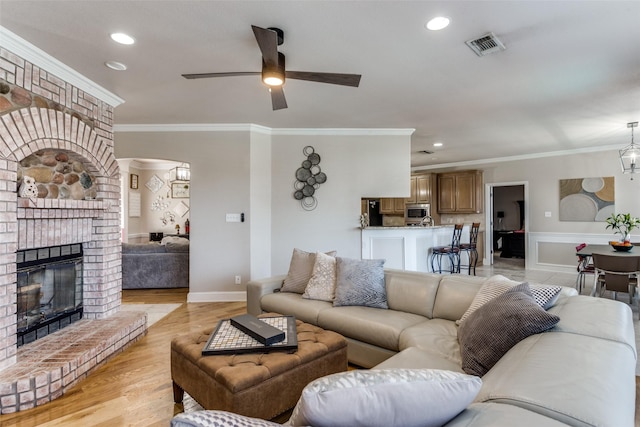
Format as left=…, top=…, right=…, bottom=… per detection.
left=364, top=225, right=453, bottom=229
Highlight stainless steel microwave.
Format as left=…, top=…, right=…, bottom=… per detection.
left=405, top=204, right=431, bottom=225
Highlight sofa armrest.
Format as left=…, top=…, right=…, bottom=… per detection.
left=246, top=275, right=286, bottom=316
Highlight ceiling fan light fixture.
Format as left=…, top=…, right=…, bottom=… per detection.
left=262, top=52, right=286, bottom=86
left=619, top=121, right=640, bottom=179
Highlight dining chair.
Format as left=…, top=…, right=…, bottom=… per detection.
left=575, top=243, right=595, bottom=294
left=459, top=222, right=480, bottom=275
left=592, top=253, right=639, bottom=304
left=430, top=224, right=463, bottom=273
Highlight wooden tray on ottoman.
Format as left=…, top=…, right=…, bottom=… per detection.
left=171, top=313, right=347, bottom=420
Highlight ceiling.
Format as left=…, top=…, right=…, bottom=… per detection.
left=1, top=1, right=640, bottom=169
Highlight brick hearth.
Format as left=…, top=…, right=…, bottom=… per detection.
left=0, top=36, right=143, bottom=413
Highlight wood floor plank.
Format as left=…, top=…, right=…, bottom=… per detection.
left=1, top=289, right=245, bottom=427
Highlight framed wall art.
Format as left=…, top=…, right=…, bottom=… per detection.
left=559, top=176, right=614, bottom=222
left=171, top=182, right=190, bottom=198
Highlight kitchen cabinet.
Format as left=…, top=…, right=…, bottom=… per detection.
left=437, top=170, right=483, bottom=213
left=406, top=174, right=432, bottom=204
left=380, top=198, right=405, bottom=214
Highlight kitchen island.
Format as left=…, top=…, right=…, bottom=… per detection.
left=361, top=225, right=475, bottom=272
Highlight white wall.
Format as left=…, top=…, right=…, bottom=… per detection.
left=114, top=127, right=412, bottom=300
left=269, top=133, right=411, bottom=273
left=115, top=130, right=252, bottom=300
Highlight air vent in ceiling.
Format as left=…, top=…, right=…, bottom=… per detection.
left=419, top=150, right=434, bottom=155
left=465, top=32, right=506, bottom=57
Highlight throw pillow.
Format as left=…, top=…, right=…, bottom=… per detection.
left=457, top=275, right=562, bottom=324
left=333, top=257, right=387, bottom=308
left=281, top=248, right=337, bottom=294
left=302, top=252, right=337, bottom=301
left=171, top=410, right=280, bottom=427
left=288, top=368, right=482, bottom=427
left=458, top=282, right=560, bottom=377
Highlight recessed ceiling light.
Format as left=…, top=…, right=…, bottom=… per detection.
left=105, top=61, right=127, bottom=71
left=433, top=142, right=443, bottom=147
left=110, top=32, right=135, bottom=45
left=426, top=17, right=450, bottom=31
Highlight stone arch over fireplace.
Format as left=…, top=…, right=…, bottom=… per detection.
left=0, top=106, right=122, bottom=370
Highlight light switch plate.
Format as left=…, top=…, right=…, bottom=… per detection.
left=545, top=211, right=552, bottom=218
left=226, top=213, right=242, bottom=222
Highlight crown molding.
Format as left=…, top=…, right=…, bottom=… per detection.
left=412, top=144, right=616, bottom=172
left=113, top=123, right=268, bottom=133
left=270, top=128, right=415, bottom=136
left=0, top=26, right=124, bottom=107
left=113, top=123, right=415, bottom=136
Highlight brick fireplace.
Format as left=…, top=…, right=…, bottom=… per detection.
left=0, top=36, right=146, bottom=413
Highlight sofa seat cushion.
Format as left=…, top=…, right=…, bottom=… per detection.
left=373, top=347, right=464, bottom=373
left=477, top=332, right=636, bottom=427
left=444, top=403, right=572, bottom=427
left=260, top=292, right=332, bottom=325
left=317, top=307, right=427, bottom=351
left=399, top=319, right=461, bottom=365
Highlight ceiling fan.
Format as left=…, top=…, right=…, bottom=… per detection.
left=182, top=25, right=362, bottom=110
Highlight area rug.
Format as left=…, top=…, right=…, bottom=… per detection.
left=120, top=303, right=182, bottom=327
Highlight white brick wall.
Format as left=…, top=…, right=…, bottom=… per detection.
left=0, top=47, right=121, bottom=371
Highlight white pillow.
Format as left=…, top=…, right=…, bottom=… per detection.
left=302, top=252, right=337, bottom=301
left=160, top=236, right=189, bottom=245
left=281, top=248, right=337, bottom=294
left=457, top=275, right=562, bottom=325
left=288, top=369, right=482, bottom=427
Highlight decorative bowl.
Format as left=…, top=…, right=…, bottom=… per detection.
left=611, top=243, right=633, bottom=252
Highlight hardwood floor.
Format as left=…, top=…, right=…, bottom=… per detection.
left=1, top=289, right=245, bottom=427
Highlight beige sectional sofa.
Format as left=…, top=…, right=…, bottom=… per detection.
left=246, top=269, right=637, bottom=427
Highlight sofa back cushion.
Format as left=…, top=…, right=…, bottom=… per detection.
left=432, top=275, right=484, bottom=321
left=122, top=243, right=166, bottom=254
left=385, top=270, right=441, bottom=318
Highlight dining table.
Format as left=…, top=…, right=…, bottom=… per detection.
left=575, top=244, right=639, bottom=296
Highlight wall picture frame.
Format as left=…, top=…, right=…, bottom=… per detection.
left=171, top=182, right=190, bottom=198
left=129, top=173, right=138, bottom=189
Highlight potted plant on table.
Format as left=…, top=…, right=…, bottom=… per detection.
left=605, top=213, right=640, bottom=249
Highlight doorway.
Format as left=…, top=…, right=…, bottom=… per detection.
left=485, top=182, right=528, bottom=268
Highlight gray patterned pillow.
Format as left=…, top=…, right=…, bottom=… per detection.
left=281, top=248, right=337, bottom=293
left=458, top=282, right=560, bottom=377
left=170, top=410, right=280, bottom=427
left=333, top=257, right=387, bottom=308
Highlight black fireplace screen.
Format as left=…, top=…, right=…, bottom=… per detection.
left=17, top=244, right=83, bottom=346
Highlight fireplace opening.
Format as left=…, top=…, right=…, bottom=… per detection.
left=16, top=244, right=83, bottom=347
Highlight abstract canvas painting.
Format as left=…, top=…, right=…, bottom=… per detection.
left=559, top=177, right=614, bottom=222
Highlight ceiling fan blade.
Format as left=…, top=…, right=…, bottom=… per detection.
left=270, top=86, right=288, bottom=110
left=251, top=25, right=279, bottom=67
left=182, top=72, right=260, bottom=79
left=286, top=71, right=361, bottom=87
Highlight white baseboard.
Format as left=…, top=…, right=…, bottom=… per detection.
left=187, top=291, right=246, bottom=303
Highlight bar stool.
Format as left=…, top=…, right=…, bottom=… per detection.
left=459, top=222, right=480, bottom=275
left=430, top=224, right=463, bottom=273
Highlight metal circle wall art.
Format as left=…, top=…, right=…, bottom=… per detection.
left=293, top=146, right=327, bottom=211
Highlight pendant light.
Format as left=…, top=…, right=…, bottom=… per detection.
left=619, top=122, right=639, bottom=180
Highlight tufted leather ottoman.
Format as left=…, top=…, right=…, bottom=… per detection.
left=171, top=314, right=347, bottom=420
